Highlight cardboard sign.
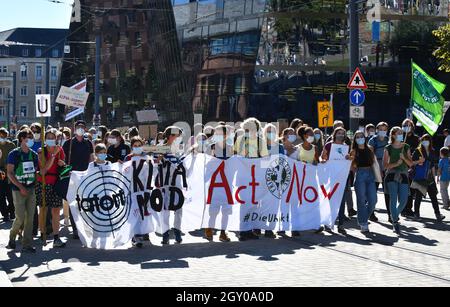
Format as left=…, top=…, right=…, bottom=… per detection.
left=56, top=86, right=89, bottom=108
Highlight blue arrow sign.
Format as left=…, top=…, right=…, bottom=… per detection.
left=350, top=89, right=365, bottom=106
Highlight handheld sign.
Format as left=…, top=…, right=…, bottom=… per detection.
left=56, top=86, right=89, bottom=108
left=35, top=94, right=51, bottom=117
left=142, top=145, right=172, bottom=154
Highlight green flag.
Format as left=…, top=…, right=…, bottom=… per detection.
left=411, top=61, right=446, bottom=135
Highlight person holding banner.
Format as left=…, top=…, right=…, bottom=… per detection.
left=6, top=129, right=39, bottom=253
left=320, top=127, right=353, bottom=235
left=88, top=143, right=110, bottom=169
left=36, top=129, right=66, bottom=248
left=264, top=124, right=285, bottom=156
left=351, top=131, right=378, bottom=233
left=160, top=126, right=184, bottom=245
left=402, top=119, right=420, bottom=218
left=313, top=128, right=324, bottom=155
left=107, top=130, right=131, bottom=163
left=296, top=126, right=319, bottom=165
left=281, top=128, right=298, bottom=158
left=411, top=135, right=445, bottom=222
left=125, top=136, right=150, bottom=248
left=383, top=126, right=417, bottom=235
left=204, top=125, right=233, bottom=242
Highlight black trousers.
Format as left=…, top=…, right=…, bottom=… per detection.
left=414, top=182, right=441, bottom=217
left=0, top=179, right=14, bottom=218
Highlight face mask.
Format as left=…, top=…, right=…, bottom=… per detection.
left=92, top=134, right=98, bottom=140
left=97, top=153, right=107, bottom=161
left=226, top=137, right=234, bottom=146
left=34, top=134, right=41, bottom=141
left=336, top=134, right=345, bottom=142
left=26, top=139, right=34, bottom=148
left=45, top=140, right=56, bottom=147
left=158, top=140, right=164, bottom=145
left=213, top=135, right=224, bottom=143
left=422, top=141, right=430, bottom=148
left=314, top=134, right=321, bottom=140
left=396, top=134, right=404, bottom=142
left=402, top=126, right=411, bottom=133
left=356, top=137, right=365, bottom=145
left=97, top=131, right=102, bottom=138
left=61, top=139, right=66, bottom=147
left=173, top=136, right=182, bottom=145
left=378, top=131, right=387, bottom=138
left=306, top=136, right=315, bottom=144
left=76, top=128, right=84, bottom=137
left=132, top=147, right=144, bottom=155
left=287, top=135, right=296, bottom=143
left=0, top=138, right=6, bottom=144
left=369, top=132, right=376, bottom=136
left=108, top=138, right=118, bottom=145
left=267, top=132, right=276, bottom=140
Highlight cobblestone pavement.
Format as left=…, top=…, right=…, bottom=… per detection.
left=1, top=191, right=449, bottom=287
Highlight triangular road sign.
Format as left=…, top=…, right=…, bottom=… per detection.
left=347, top=67, right=368, bottom=89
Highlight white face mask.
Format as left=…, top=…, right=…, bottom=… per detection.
left=173, top=136, right=182, bottom=145
left=97, top=131, right=103, bottom=138
left=76, top=128, right=84, bottom=137
left=34, top=133, right=41, bottom=141
left=287, top=135, right=297, bottom=143
left=306, top=136, right=315, bottom=144
left=108, top=138, right=118, bottom=145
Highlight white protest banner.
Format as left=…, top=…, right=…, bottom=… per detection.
left=56, top=85, right=89, bottom=108
left=67, top=154, right=350, bottom=249
left=35, top=94, right=51, bottom=117
left=329, top=144, right=349, bottom=160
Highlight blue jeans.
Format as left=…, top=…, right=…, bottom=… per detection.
left=386, top=181, right=409, bottom=223
left=355, top=169, right=377, bottom=227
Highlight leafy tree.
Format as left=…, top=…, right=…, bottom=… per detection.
left=433, top=24, right=450, bottom=72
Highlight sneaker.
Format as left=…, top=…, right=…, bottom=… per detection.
left=53, top=238, right=66, bottom=248
left=64, top=218, right=70, bottom=227
left=2, top=216, right=10, bottom=222
left=291, top=231, right=301, bottom=237
left=393, top=223, right=401, bottom=235
left=315, top=226, right=325, bottom=234
left=369, top=213, right=378, bottom=222
left=348, top=209, right=357, bottom=217
left=219, top=231, right=231, bottom=242
left=204, top=228, right=213, bottom=241
left=238, top=234, right=248, bottom=242
left=9, top=213, right=15, bottom=220
left=401, top=210, right=414, bottom=218
left=253, top=229, right=261, bottom=236
left=413, top=213, right=421, bottom=220
left=264, top=230, right=276, bottom=239
left=161, top=232, right=170, bottom=245
left=22, top=246, right=36, bottom=253
left=247, top=231, right=259, bottom=240
left=277, top=231, right=287, bottom=237
left=388, top=217, right=393, bottom=224
left=443, top=205, right=449, bottom=211
left=337, top=225, right=347, bottom=235
left=324, top=226, right=334, bottom=233
left=132, top=236, right=143, bottom=248
left=6, top=239, right=16, bottom=250
left=72, top=233, right=79, bottom=240
left=174, top=229, right=182, bottom=244
left=360, top=225, right=370, bottom=233
left=436, top=214, right=446, bottom=222
left=142, top=234, right=150, bottom=241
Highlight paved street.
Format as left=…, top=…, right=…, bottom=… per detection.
left=1, top=190, right=449, bottom=287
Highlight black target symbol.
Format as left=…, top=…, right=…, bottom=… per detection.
left=76, top=170, right=131, bottom=234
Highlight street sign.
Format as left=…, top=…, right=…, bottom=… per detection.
left=350, top=106, right=365, bottom=119
left=35, top=94, right=51, bottom=117
left=349, top=89, right=365, bottom=106
left=347, top=67, right=368, bottom=89
left=317, top=101, right=334, bottom=128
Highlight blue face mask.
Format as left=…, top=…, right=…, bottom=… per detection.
left=0, top=138, right=6, bottom=143
left=26, top=139, right=34, bottom=148
left=314, top=134, right=321, bottom=140
left=396, top=134, right=404, bottom=142
left=377, top=131, right=387, bottom=138
left=97, top=153, right=108, bottom=161
left=356, top=137, right=365, bottom=145
left=132, top=147, right=144, bottom=155
left=45, top=140, right=56, bottom=147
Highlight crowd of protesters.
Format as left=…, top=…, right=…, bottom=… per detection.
left=0, top=117, right=449, bottom=252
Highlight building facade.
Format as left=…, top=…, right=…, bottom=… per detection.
left=0, top=28, right=67, bottom=127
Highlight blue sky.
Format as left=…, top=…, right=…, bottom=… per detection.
left=0, top=0, right=73, bottom=32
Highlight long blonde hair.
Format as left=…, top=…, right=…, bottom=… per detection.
left=389, top=126, right=402, bottom=144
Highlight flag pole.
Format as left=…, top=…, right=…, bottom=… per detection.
left=39, top=117, right=47, bottom=244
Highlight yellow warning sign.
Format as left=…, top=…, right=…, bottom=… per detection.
left=317, top=101, right=334, bottom=128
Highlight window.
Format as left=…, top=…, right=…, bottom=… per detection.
left=0, top=48, right=9, bottom=56
left=52, top=49, right=59, bottom=58
left=51, top=66, right=57, bottom=80
left=0, top=106, right=5, bottom=118
left=20, top=66, right=28, bottom=80
left=0, top=88, right=5, bottom=97
left=20, top=105, right=27, bottom=117
left=127, top=12, right=137, bottom=23
left=22, top=48, right=29, bottom=57
left=135, top=32, right=141, bottom=46
left=36, top=66, right=43, bottom=80
left=51, top=86, right=57, bottom=96
left=1, top=66, right=7, bottom=73
left=35, top=85, right=42, bottom=95
left=35, top=48, right=42, bottom=57
left=20, top=86, right=27, bottom=96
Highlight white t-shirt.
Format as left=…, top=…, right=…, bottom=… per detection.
left=444, top=135, right=450, bottom=148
